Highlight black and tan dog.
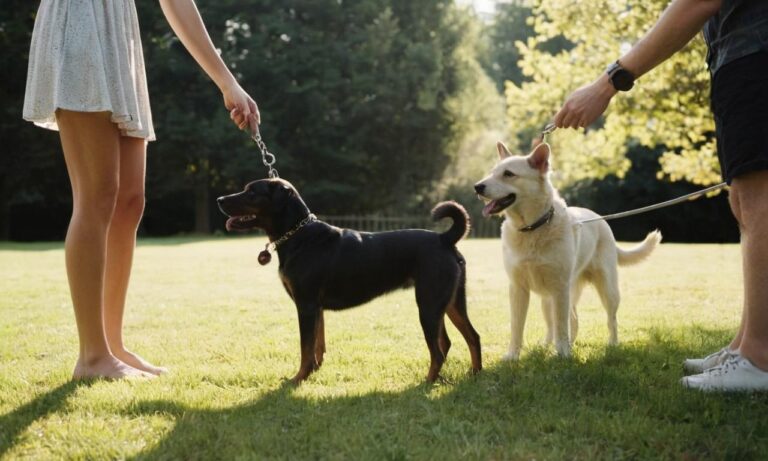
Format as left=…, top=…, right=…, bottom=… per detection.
left=217, top=178, right=481, bottom=384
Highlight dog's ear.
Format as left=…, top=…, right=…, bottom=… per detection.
left=496, top=141, right=513, bottom=160
left=527, top=142, right=550, bottom=173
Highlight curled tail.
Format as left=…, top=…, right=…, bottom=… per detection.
left=432, top=201, right=470, bottom=246
left=617, top=230, right=662, bottom=266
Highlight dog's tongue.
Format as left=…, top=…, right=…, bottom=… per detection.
left=482, top=200, right=498, bottom=218
left=225, top=217, right=236, bottom=231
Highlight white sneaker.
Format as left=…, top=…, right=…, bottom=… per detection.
left=681, top=354, right=768, bottom=392
left=682, top=347, right=733, bottom=374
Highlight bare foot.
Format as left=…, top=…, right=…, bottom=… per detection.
left=73, top=355, right=153, bottom=380
left=113, top=348, right=168, bottom=376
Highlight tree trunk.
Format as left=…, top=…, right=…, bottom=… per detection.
left=0, top=175, right=9, bottom=240
left=194, top=175, right=211, bottom=235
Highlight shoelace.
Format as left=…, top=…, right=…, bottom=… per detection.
left=705, top=355, right=742, bottom=376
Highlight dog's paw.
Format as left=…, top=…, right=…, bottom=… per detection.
left=288, top=370, right=312, bottom=385
left=555, top=342, right=572, bottom=358
left=501, top=350, right=520, bottom=361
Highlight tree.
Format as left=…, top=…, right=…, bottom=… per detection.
left=0, top=0, right=513, bottom=239
left=480, top=0, right=535, bottom=91
left=227, top=0, right=494, bottom=214
left=505, top=0, right=718, bottom=188
left=137, top=0, right=501, bottom=234
left=0, top=2, right=71, bottom=241
left=433, top=5, right=507, bottom=223
left=136, top=0, right=261, bottom=235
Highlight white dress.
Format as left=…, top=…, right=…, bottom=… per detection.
left=23, top=0, right=155, bottom=141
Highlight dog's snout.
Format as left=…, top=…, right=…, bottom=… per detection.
left=474, top=183, right=486, bottom=195
left=216, top=196, right=228, bottom=215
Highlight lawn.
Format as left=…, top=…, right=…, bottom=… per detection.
left=1, top=237, right=767, bottom=460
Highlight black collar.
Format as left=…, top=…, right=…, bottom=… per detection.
left=518, top=206, right=555, bottom=232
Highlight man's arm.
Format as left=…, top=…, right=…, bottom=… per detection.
left=554, top=0, right=722, bottom=129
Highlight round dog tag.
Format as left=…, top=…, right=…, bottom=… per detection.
left=258, top=249, right=272, bottom=265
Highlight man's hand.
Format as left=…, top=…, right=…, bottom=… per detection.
left=554, top=73, right=617, bottom=129
left=552, top=0, right=722, bottom=131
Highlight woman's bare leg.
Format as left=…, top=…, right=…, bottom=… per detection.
left=56, top=110, right=149, bottom=379
left=103, top=135, right=167, bottom=375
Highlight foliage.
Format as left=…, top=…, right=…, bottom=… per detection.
left=432, top=5, right=507, bottom=221
left=479, top=0, right=536, bottom=90
left=138, top=0, right=505, bottom=231
left=3, top=238, right=768, bottom=459
left=0, top=0, right=731, bottom=241
left=506, top=0, right=718, bottom=188
left=0, top=2, right=69, bottom=240
left=1, top=0, right=501, bottom=238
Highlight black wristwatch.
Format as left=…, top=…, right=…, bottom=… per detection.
left=606, top=61, right=635, bottom=91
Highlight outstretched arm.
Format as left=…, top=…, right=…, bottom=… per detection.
left=554, top=0, right=722, bottom=129
left=159, top=0, right=259, bottom=132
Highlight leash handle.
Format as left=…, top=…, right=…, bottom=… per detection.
left=251, top=129, right=279, bottom=179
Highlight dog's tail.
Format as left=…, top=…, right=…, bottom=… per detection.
left=432, top=201, right=470, bottom=246
left=617, top=230, right=662, bottom=266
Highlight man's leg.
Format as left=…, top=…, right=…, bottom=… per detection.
left=730, top=170, right=768, bottom=370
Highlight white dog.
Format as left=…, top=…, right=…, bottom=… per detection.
left=474, top=141, right=661, bottom=359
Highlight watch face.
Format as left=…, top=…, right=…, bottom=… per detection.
left=612, top=69, right=634, bottom=91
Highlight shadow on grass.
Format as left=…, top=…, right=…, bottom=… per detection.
left=3, top=328, right=767, bottom=459
left=0, top=381, right=82, bottom=457
left=120, top=327, right=768, bottom=460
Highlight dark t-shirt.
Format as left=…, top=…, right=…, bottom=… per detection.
left=703, top=0, right=768, bottom=76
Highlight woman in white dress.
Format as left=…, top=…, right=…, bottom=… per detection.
left=23, top=0, right=258, bottom=379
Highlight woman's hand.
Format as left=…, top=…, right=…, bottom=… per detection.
left=554, top=74, right=617, bottom=129
left=222, top=82, right=260, bottom=134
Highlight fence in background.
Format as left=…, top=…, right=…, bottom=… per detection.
left=317, top=215, right=501, bottom=239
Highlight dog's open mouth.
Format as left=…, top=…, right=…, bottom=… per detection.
left=481, top=193, right=516, bottom=217
left=225, top=214, right=259, bottom=231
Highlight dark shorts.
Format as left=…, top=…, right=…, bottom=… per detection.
left=711, top=50, right=768, bottom=184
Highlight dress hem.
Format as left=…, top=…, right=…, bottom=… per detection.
left=23, top=105, right=156, bottom=142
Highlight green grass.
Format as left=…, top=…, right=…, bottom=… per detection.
left=1, top=237, right=767, bottom=460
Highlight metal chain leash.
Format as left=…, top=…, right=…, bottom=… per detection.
left=251, top=130, right=279, bottom=178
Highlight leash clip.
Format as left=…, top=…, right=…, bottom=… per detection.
left=251, top=130, right=280, bottom=179
left=541, top=122, right=556, bottom=143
